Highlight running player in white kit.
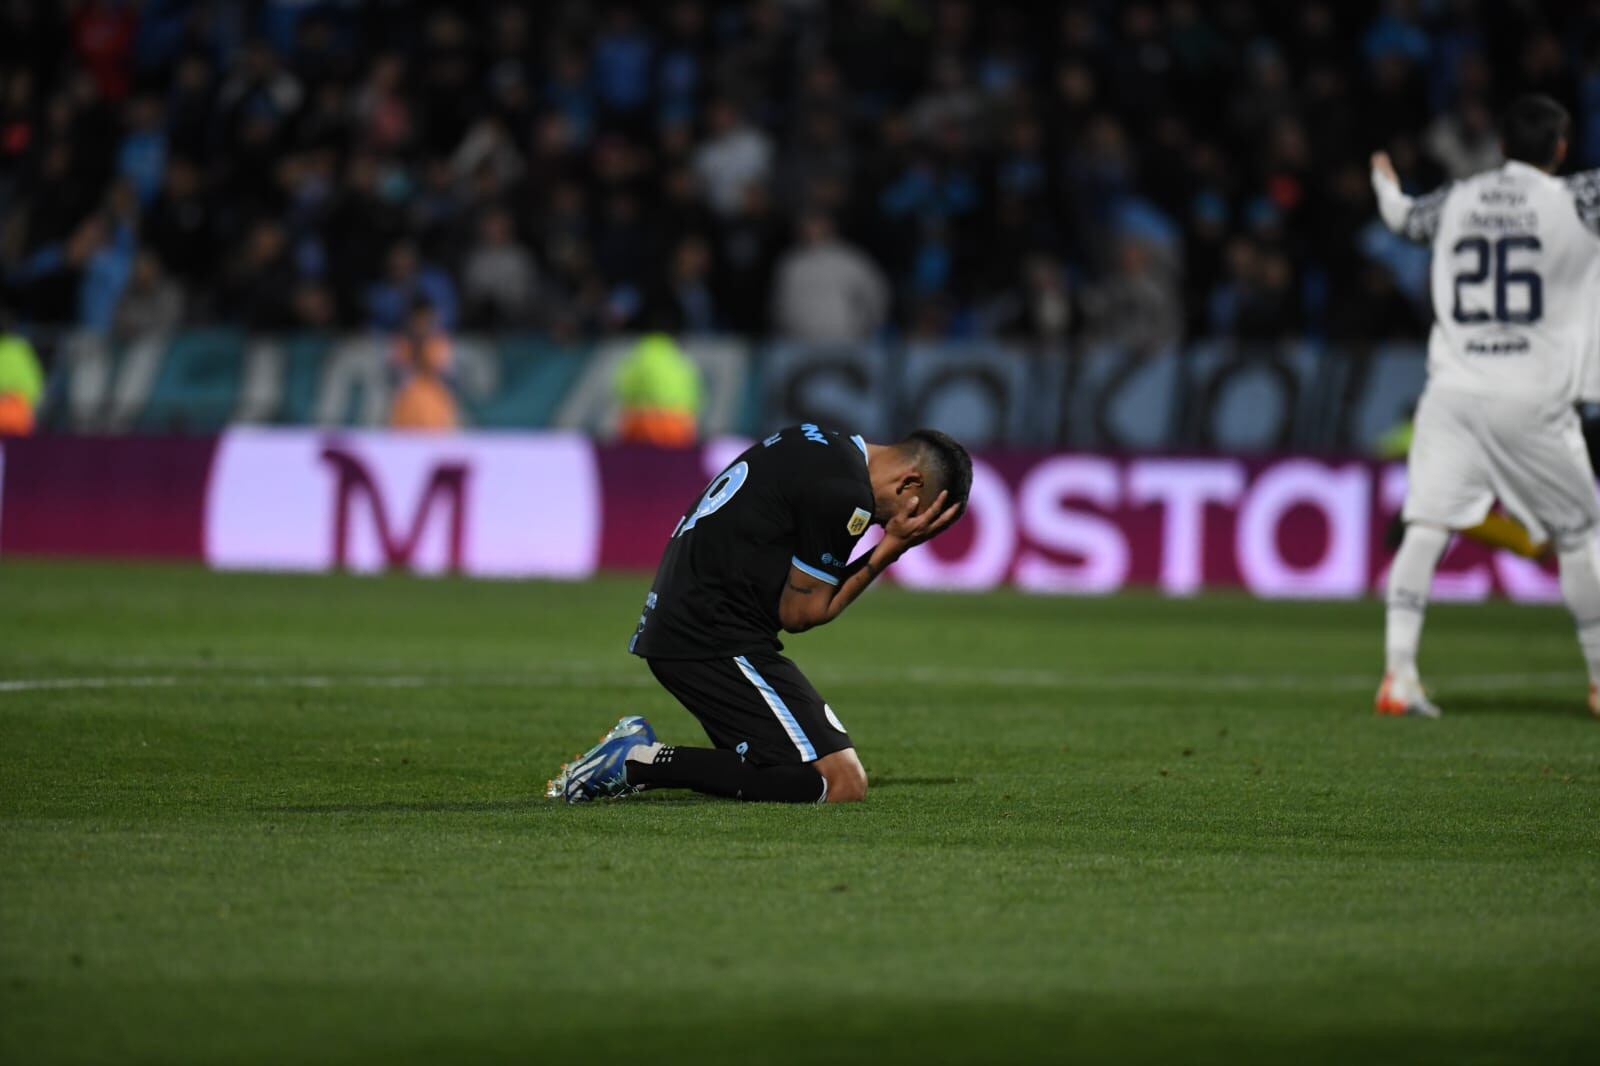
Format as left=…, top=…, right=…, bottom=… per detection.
left=1370, top=94, right=1600, bottom=718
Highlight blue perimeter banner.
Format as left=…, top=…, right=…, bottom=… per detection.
left=35, top=330, right=1430, bottom=454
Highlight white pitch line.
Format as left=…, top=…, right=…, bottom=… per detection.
left=0, top=669, right=1583, bottom=695
left=878, top=666, right=1587, bottom=692
left=0, top=676, right=179, bottom=692
left=0, top=675, right=427, bottom=693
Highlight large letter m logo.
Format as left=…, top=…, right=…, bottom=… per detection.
left=321, top=446, right=470, bottom=571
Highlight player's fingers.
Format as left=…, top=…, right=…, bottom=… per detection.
left=906, top=494, right=956, bottom=539
left=928, top=502, right=963, bottom=534
left=902, top=489, right=934, bottom=528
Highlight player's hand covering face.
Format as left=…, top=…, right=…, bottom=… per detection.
left=883, top=489, right=963, bottom=550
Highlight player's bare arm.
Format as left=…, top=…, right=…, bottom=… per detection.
left=1369, top=148, right=1450, bottom=243
left=1370, top=149, right=1397, bottom=186
left=779, top=488, right=962, bottom=633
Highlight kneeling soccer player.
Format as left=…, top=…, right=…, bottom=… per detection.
left=548, top=425, right=969, bottom=804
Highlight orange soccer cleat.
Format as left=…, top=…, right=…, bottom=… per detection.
left=1375, top=672, right=1442, bottom=719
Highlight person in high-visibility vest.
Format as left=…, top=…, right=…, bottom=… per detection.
left=0, top=322, right=44, bottom=436
left=614, top=333, right=700, bottom=447
left=388, top=298, right=459, bottom=432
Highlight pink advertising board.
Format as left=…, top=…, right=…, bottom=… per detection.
left=0, top=429, right=1565, bottom=602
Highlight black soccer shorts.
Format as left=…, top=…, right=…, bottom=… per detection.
left=646, top=652, right=853, bottom=766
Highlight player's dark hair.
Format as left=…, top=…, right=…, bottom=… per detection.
left=1500, top=94, right=1570, bottom=168
left=902, top=428, right=972, bottom=512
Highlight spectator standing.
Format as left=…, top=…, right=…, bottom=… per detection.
left=366, top=240, right=457, bottom=332
left=415, top=11, right=476, bottom=158
left=1080, top=238, right=1181, bottom=356
left=614, top=332, right=700, bottom=447
left=388, top=298, right=458, bottom=431
left=593, top=6, right=655, bottom=125
left=213, top=40, right=304, bottom=211
left=450, top=117, right=524, bottom=190
left=323, top=153, right=405, bottom=321
left=0, top=312, right=44, bottom=436
left=716, top=182, right=784, bottom=335
left=774, top=110, right=855, bottom=215
left=141, top=157, right=214, bottom=291
left=218, top=219, right=297, bottom=331
left=655, top=1, right=707, bottom=132
left=163, top=55, right=214, bottom=159
left=115, top=93, right=167, bottom=208
left=353, top=54, right=413, bottom=154
left=772, top=213, right=889, bottom=344
left=70, top=0, right=135, bottom=102
left=545, top=45, right=596, bottom=149
left=462, top=209, right=540, bottom=328
left=114, top=251, right=184, bottom=339
left=77, top=181, right=139, bottom=332
left=693, top=99, right=773, bottom=217
left=648, top=234, right=719, bottom=335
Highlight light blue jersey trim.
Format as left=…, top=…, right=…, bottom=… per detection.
left=790, top=556, right=840, bottom=586
left=850, top=434, right=868, bottom=462
left=733, top=655, right=817, bottom=761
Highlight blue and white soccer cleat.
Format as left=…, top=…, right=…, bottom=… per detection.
left=545, top=715, right=656, bottom=803
left=598, top=714, right=656, bottom=747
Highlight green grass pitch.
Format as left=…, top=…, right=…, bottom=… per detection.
left=2, top=560, right=1597, bottom=1064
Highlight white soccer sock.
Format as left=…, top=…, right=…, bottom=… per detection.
left=1556, top=534, right=1600, bottom=686
left=1386, top=524, right=1450, bottom=680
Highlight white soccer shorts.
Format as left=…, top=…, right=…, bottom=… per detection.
left=1404, top=386, right=1600, bottom=550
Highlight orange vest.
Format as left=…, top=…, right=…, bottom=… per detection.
left=618, top=408, right=697, bottom=447
left=390, top=377, right=459, bottom=431
left=0, top=394, right=34, bottom=436
left=389, top=333, right=458, bottom=431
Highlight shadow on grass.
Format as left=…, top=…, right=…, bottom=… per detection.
left=1436, top=692, right=1587, bottom=718
left=267, top=793, right=726, bottom=813
left=265, top=798, right=548, bottom=815
left=265, top=777, right=964, bottom=815
left=526, top=984, right=1597, bottom=1066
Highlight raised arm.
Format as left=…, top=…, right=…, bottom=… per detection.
left=1567, top=169, right=1600, bottom=238
left=1370, top=151, right=1450, bottom=244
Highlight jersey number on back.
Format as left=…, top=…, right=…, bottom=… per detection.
left=673, top=461, right=748, bottom=537
left=1451, top=235, right=1542, bottom=325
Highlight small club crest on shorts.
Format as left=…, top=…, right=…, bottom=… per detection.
left=847, top=507, right=871, bottom=535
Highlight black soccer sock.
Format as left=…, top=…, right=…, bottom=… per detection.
left=626, top=746, right=827, bottom=804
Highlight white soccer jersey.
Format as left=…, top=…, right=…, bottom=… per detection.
left=1375, top=160, right=1600, bottom=404
left=1585, top=281, right=1600, bottom=402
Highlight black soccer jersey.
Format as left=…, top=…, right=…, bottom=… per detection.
left=629, top=424, right=876, bottom=660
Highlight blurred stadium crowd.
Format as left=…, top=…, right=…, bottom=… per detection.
left=2, top=0, right=1599, bottom=351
